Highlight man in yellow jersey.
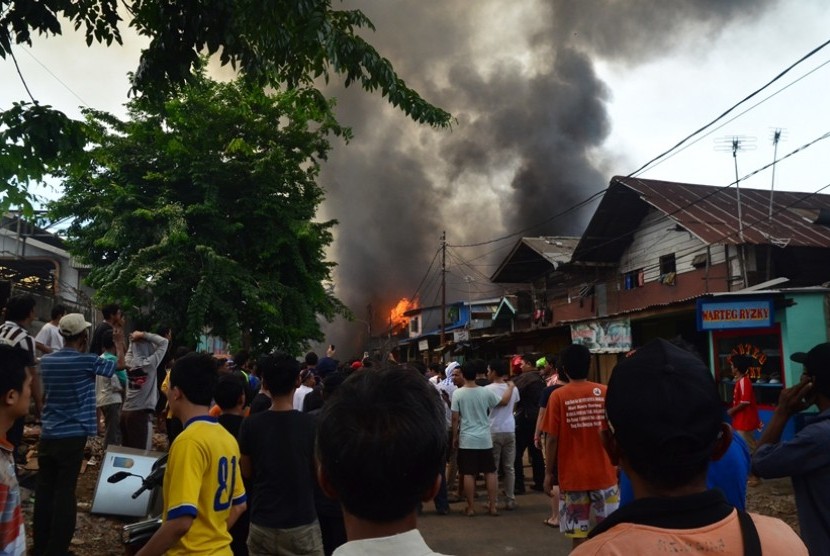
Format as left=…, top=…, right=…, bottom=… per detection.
left=137, top=353, right=247, bottom=556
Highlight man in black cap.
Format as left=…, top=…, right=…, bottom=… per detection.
left=572, top=338, right=806, bottom=555
left=753, top=342, right=830, bottom=555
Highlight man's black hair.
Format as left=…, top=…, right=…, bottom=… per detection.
left=101, top=328, right=115, bottom=351
left=409, top=360, right=427, bottom=376
left=488, top=359, right=508, bottom=377
left=561, top=344, right=591, bottom=380
left=305, top=351, right=319, bottom=367
left=461, top=359, right=486, bottom=381
left=233, top=350, right=250, bottom=369
left=170, top=352, right=217, bottom=406
left=317, top=366, right=446, bottom=522
left=50, top=304, right=67, bottom=321
left=322, top=371, right=347, bottom=397
left=428, top=362, right=442, bottom=376
left=521, top=353, right=537, bottom=366
left=731, top=354, right=754, bottom=374
left=214, top=373, right=247, bottom=410
left=5, top=295, right=35, bottom=322
left=101, top=303, right=121, bottom=320
left=0, top=345, right=28, bottom=396
left=155, top=324, right=172, bottom=337
left=260, top=352, right=301, bottom=395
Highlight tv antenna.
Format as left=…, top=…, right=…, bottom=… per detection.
left=765, top=128, right=790, bottom=278
left=715, top=135, right=756, bottom=287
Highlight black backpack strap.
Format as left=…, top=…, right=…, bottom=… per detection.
left=737, top=510, right=762, bottom=556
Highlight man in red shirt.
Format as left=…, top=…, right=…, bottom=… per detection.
left=727, top=354, right=761, bottom=486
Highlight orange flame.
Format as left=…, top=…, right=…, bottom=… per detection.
left=389, top=297, right=419, bottom=331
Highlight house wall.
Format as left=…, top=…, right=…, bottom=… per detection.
left=552, top=263, right=730, bottom=324
left=779, top=291, right=830, bottom=384
left=619, top=208, right=727, bottom=281
left=0, top=231, right=84, bottom=305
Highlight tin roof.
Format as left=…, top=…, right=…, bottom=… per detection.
left=573, top=176, right=830, bottom=263
left=490, top=236, right=580, bottom=283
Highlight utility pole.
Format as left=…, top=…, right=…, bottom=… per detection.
left=440, top=231, right=446, bottom=348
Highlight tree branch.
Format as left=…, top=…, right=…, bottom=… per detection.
left=9, top=46, right=36, bottom=104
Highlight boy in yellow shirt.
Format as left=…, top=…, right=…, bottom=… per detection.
left=137, top=353, right=246, bottom=556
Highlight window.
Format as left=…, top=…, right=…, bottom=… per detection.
left=659, top=254, right=676, bottom=285
left=622, top=269, right=644, bottom=290
left=409, top=316, right=421, bottom=336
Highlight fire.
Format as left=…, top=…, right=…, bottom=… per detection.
left=389, top=297, right=419, bottom=331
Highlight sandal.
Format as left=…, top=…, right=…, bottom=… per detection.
left=489, top=508, right=500, bottom=517
left=543, top=517, right=559, bottom=528
left=463, top=507, right=476, bottom=517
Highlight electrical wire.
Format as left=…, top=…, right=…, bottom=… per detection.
left=609, top=180, right=830, bottom=283
left=632, top=56, right=830, bottom=177
left=628, top=37, right=830, bottom=177
left=448, top=37, right=830, bottom=252
left=574, top=129, right=830, bottom=263
left=447, top=189, right=606, bottom=248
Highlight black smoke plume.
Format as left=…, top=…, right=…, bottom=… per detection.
left=317, top=0, right=778, bottom=351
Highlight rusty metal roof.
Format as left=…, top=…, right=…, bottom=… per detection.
left=573, top=176, right=830, bottom=263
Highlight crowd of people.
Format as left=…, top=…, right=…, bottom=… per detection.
left=0, top=293, right=827, bottom=554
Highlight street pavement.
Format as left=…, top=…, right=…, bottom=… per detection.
left=419, top=489, right=573, bottom=555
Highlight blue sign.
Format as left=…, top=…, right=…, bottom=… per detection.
left=697, top=299, right=774, bottom=331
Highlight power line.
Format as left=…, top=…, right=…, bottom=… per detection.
left=633, top=57, right=830, bottom=177
left=20, top=47, right=90, bottom=108
left=574, top=129, right=830, bottom=263
left=406, top=246, right=441, bottom=303
left=447, top=189, right=605, bottom=248
left=448, top=37, right=830, bottom=252
left=629, top=36, right=830, bottom=177
left=612, top=179, right=830, bottom=282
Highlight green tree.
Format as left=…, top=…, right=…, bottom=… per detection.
left=1, top=0, right=452, bottom=211
left=51, top=69, right=348, bottom=353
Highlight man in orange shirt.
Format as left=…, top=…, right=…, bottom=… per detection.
left=571, top=339, right=806, bottom=555
left=541, top=344, right=618, bottom=549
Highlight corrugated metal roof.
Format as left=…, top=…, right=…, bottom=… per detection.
left=573, top=176, right=830, bottom=263
left=491, top=236, right=580, bottom=283
left=618, top=176, right=830, bottom=247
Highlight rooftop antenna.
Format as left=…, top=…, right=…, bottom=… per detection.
left=766, top=128, right=788, bottom=279
left=715, top=135, right=756, bottom=288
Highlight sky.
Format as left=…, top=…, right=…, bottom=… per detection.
left=2, top=1, right=830, bottom=350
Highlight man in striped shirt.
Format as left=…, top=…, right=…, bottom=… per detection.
left=32, top=313, right=120, bottom=556
left=0, top=294, right=43, bottom=450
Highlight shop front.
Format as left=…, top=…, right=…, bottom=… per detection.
left=698, top=289, right=830, bottom=440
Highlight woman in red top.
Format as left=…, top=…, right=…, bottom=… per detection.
left=727, top=354, right=761, bottom=486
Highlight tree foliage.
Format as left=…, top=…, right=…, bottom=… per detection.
left=1, top=0, right=452, bottom=210
left=50, top=68, right=349, bottom=353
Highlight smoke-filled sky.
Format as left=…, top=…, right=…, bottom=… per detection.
left=2, top=0, right=830, bottom=350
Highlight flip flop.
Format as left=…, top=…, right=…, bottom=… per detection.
left=463, top=507, right=476, bottom=517
left=543, top=517, right=559, bottom=528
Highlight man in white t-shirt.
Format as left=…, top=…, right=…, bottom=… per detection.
left=35, top=305, right=66, bottom=355
left=292, top=368, right=315, bottom=411
left=485, top=359, right=520, bottom=510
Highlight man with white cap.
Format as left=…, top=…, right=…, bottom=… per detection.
left=33, top=313, right=121, bottom=556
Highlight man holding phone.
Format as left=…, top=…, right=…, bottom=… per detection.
left=753, top=342, right=830, bottom=555
left=316, top=345, right=338, bottom=379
